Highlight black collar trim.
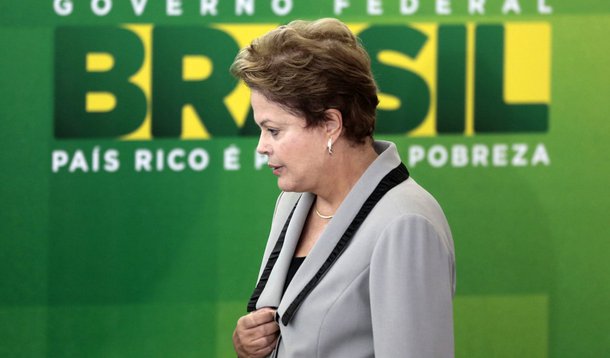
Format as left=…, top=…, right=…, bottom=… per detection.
left=247, top=196, right=301, bottom=312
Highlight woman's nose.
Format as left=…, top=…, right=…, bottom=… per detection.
left=256, top=135, right=269, bottom=155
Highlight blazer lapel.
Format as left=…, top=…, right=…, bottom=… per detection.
left=277, top=141, right=404, bottom=324
left=253, top=193, right=315, bottom=310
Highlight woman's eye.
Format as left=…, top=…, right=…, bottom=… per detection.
left=268, top=128, right=279, bottom=136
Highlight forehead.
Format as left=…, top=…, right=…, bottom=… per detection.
left=250, top=91, right=304, bottom=126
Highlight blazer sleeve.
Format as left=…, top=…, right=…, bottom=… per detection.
left=369, top=214, right=455, bottom=357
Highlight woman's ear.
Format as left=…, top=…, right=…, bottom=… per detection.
left=324, top=109, right=343, bottom=138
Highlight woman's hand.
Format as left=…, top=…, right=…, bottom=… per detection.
left=233, top=307, right=280, bottom=358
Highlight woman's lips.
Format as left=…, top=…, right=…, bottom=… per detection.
left=268, top=164, right=283, bottom=176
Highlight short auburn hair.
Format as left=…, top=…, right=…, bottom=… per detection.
left=230, top=18, right=379, bottom=144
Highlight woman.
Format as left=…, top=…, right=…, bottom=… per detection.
left=230, top=18, right=455, bottom=358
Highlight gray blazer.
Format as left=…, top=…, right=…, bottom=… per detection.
left=251, top=141, right=456, bottom=357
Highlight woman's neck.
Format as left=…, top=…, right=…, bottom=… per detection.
left=314, top=140, right=378, bottom=215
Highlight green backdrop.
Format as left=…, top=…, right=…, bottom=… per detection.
left=1, top=1, right=609, bottom=357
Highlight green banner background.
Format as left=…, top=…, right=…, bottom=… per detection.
left=1, top=1, right=609, bottom=357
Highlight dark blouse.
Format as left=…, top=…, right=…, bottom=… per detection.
left=282, top=256, right=306, bottom=295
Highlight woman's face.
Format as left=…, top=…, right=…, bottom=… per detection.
left=251, top=90, right=328, bottom=193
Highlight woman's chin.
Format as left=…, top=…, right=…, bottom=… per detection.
left=277, top=178, right=302, bottom=193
